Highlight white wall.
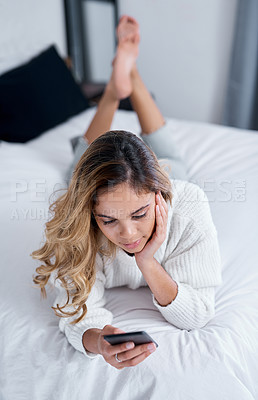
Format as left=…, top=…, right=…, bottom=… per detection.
left=0, top=0, right=66, bottom=75
left=82, top=1, right=116, bottom=82
left=118, top=0, right=238, bottom=124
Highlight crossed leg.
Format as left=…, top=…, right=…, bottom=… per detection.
left=67, top=16, right=188, bottom=182
left=84, top=15, right=165, bottom=145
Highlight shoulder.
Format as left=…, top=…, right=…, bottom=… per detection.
left=169, top=179, right=216, bottom=234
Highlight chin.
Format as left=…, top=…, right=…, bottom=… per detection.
left=121, top=239, right=147, bottom=257
left=135, top=241, right=146, bottom=253
left=120, top=240, right=145, bottom=254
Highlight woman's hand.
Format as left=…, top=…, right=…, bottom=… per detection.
left=84, top=325, right=156, bottom=370
left=135, top=191, right=168, bottom=269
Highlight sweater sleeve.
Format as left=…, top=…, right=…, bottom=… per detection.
left=52, top=253, right=113, bottom=358
left=152, top=189, right=222, bottom=330
left=152, top=228, right=222, bottom=329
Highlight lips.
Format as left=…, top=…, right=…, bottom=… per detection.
left=122, top=238, right=141, bottom=250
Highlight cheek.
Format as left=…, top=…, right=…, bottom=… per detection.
left=96, top=222, right=118, bottom=242
left=96, top=221, right=108, bottom=235
left=95, top=220, right=106, bottom=235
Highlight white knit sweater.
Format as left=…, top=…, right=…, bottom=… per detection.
left=52, top=180, right=222, bottom=358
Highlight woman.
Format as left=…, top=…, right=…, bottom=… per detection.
left=32, top=16, right=221, bottom=370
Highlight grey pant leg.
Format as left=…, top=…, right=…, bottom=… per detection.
left=65, top=136, right=89, bottom=183
left=140, top=123, right=188, bottom=181
left=66, top=123, right=188, bottom=184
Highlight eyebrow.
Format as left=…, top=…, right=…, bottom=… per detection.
left=96, top=204, right=150, bottom=219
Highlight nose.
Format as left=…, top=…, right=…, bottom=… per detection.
left=119, top=221, right=138, bottom=242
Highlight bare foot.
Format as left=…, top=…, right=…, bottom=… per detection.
left=111, top=15, right=140, bottom=100
left=116, top=15, right=140, bottom=43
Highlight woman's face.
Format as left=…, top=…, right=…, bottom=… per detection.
left=93, top=183, right=156, bottom=253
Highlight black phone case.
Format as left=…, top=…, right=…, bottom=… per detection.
left=104, top=331, right=158, bottom=347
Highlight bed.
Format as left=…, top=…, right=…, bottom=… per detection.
left=1, top=101, right=258, bottom=399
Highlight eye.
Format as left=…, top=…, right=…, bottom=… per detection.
left=103, top=219, right=116, bottom=225
left=133, top=212, right=147, bottom=220
left=102, top=212, right=147, bottom=225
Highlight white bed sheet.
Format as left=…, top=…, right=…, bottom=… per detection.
left=0, top=109, right=258, bottom=400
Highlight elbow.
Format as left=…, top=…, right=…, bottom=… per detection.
left=182, top=302, right=215, bottom=331
left=186, top=287, right=216, bottom=330
left=172, top=297, right=216, bottom=331
left=190, top=309, right=215, bottom=330
left=153, top=285, right=216, bottom=331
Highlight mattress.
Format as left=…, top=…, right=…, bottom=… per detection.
left=0, top=108, right=258, bottom=400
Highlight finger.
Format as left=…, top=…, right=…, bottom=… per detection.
left=159, top=203, right=167, bottom=223
left=115, top=343, right=156, bottom=362
left=121, top=349, right=155, bottom=368
left=156, top=193, right=164, bottom=212
left=156, top=203, right=167, bottom=241
left=110, top=345, right=155, bottom=369
left=159, top=192, right=168, bottom=207
left=157, top=193, right=167, bottom=213
left=157, top=194, right=168, bottom=223
left=105, top=341, right=135, bottom=357
left=157, top=192, right=168, bottom=215
left=156, top=205, right=165, bottom=234
left=156, top=205, right=163, bottom=228
left=155, top=206, right=165, bottom=241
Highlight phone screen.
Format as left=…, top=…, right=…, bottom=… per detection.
left=104, top=331, right=158, bottom=347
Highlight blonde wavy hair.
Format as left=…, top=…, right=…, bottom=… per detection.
left=31, top=130, right=172, bottom=324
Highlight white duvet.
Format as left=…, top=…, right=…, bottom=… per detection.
left=0, top=109, right=258, bottom=400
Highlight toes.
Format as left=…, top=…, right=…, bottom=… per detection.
left=119, top=15, right=128, bottom=23
left=116, top=15, right=140, bottom=43
left=126, top=16, right=139, bottom=28
left=119, top=15, right=139, bottom=27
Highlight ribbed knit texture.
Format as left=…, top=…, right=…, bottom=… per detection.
left=52, top=180, right=222, bottom=358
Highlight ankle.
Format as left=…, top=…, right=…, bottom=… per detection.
left=130, top=64, right=139, bottom=81
left=130, top=66, right=145, bottom=97
left=102, top=80, right=120, bottom=104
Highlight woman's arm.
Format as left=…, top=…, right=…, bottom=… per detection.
left=52, top=254, right=113, bottom=358
left=137, top=228, right=221, bottom=330
left=53, top=254, right=157, bottom=367
left=135, top=186, right=222, bottom=330
left=135, top=191, right=178, bottom=307
left=138, top=257, right=178, bottom=306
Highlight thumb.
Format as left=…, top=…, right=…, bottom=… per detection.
left=102, top=325, right=126, bottom=335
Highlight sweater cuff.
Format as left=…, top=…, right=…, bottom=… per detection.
left=152, top=281, right=215, bottom=330
left=63, top=319, right=111, bottom=359
left=151, top=281, right=193, bottom=330
left=63, top=322, right=97, bottom=359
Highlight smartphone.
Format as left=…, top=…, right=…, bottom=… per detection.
left=104, top=331, right=158, bottom=348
